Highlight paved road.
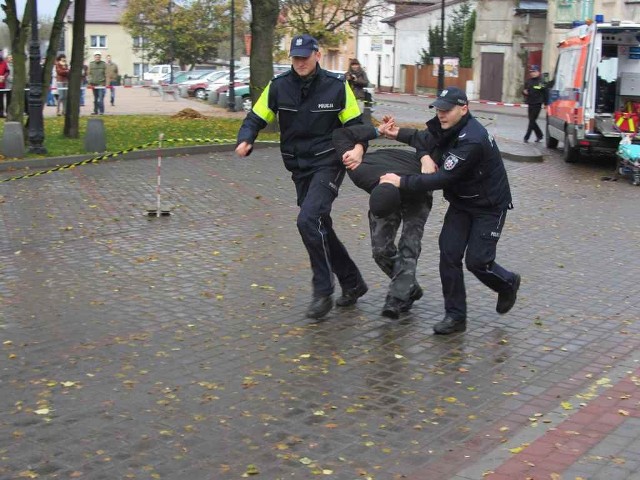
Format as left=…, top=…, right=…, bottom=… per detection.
left=1, top=88, right=639, bottom=479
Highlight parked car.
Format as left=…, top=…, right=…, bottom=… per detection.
left=159, top=70, right=210, bottom=85
left=210, top=65, right=291, bottom=107
left=205, top=66, right=252, bottom=96
left=184, top=70, right=229, bottom=99
left=143, top=64, right=181, bottom=84
left=221, top=83, right=253, bottom=112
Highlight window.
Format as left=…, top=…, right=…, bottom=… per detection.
left=90, top=35, right=107, bottom=48
left=133, top=36, right=146, bottom=48
left=133, top=63, right=148, bottom=77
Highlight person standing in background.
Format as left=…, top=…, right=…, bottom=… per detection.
left=0, top=54, right=10, bottom=118
left=522, top=65, right=546, bottom=143
left=105, top=54, right=119, bottom=106
left=346, top=59, right=373, bottom=110
left=80, top=64, right=88, bottom=107
left=55, top=54, right=69, bottom=116
left=88, top=52, right=107, bottom=115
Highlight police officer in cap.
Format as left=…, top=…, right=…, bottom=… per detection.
left=236, top=34, right=368, bottom=320
left=378, top=87, right=521, bottom=334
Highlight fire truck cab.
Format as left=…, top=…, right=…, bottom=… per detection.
left=546, top=20, right=640, bottom=162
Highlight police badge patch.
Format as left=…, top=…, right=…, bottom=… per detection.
left=443, top=153, right=462, bottom=170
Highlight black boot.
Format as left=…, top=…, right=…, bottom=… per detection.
left=496, top=274, right=521, bottom=314
left=381, top=295, right=402, bottom=319
left=433, top=315, right=466, bottom=335
left=306, top=296, right=333, bottom=319
left=335, top=280, right=368, bottom=307
left=399, top=284, right=423, bottom=312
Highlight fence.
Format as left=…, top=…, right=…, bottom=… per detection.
left=402, top=64, right=473, bottom=94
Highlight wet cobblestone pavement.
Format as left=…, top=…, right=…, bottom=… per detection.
left=1, top=142, right=639, bottom=479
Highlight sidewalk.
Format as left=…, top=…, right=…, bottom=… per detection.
left=1, top=109, right=639, bottom=479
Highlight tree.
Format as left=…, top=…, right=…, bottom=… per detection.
left=64, top=0, right=85, bottom=138
left=248, top=0, right=279, bottom=106
left=121, top=0, right=247, bottom=68
left=444, top=0, right=471, bottom=58
left=460, top=10, right=476, bottom=68
left=279, top=0, right=387, bottom=48
left=2, top=0, right=30, bottom=122
left=419, top=24, right=444, bottom=64
left=2, top=0, right=70, bottom=126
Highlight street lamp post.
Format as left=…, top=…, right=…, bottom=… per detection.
left=437, top=0, right=445, bottom=94
left=168, top=1, right=174, bottom=84
left=228, top=0, right=235, bottom=112
left=27, top=0, right=47, bottom=154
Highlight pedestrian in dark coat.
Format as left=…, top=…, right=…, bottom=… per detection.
left=523, top=65, right=546, bottom=142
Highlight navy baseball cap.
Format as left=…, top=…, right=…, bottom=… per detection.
left=430, top=86, right=468, bottom=111
left=529, top=65, right=540, bottom=72
left=289, top=34, right=319, bottom=57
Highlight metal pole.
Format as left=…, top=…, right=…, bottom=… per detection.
left=437, top=0, right=445, bottom=95
left=228, top=0, right=236, bottom=112
left=28, top=0, right=47, bottom=154
left=168, top=1, right=174, bottom=85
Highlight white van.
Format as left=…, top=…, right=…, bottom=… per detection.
left=143, top=65, right=181, bottom=84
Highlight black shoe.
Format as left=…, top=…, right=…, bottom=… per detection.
left=306, top=296, right=333, bottom=319
left=433, top=315, right=467, bottom=335
left=335, top=281, right=368, bottom=307
left=496, top=273, right=521, bottom=314
left=381, top=295, right=402, bottom=319
left=399, top=284, right=424, bottom=312
left=91, top=112, right=98, bottom=115
left=523, top=137, right=529, bottom=143
left=535, top=136, right=543, bottom=143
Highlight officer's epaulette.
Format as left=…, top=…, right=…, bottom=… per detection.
left=324, top=70, right=346, bottom=82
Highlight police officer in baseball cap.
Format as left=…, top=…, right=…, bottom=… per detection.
left=236, top=35, right=367, bottom=319
left=377, top=85, right=520, bottom=334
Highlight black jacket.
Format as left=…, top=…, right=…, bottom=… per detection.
left=523, top=76, right=546, bottom=105
left=333, top=125, right=422, bottom=193
left=237, top=65, right=363, bottom=172
left=398, top=113, right=512, bottom=213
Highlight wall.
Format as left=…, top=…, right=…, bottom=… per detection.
left=66, top=22, right=144, bottom=79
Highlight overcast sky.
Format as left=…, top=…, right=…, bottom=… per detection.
left=13, top=0, right=61, bottom=19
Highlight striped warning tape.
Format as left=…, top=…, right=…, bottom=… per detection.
left=0, top=137, right=278, bottom=183
left=0, top=137, right=423, bottom=183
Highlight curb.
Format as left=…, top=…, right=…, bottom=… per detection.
left=0, top=142, right=275, bottom=175
left=496, top=136, right=545, bottom=163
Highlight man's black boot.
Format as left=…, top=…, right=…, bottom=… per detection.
left=496, top=273, right=521, bottom=314
left=399, top=284, right=423, bottom=312
left=433, top=315, right=467, bottom=335
left=381, top=295, right=402, bottom=319
left=306, top=296, right=333, bottom=319
left=335, top=281, right=368, bottom=307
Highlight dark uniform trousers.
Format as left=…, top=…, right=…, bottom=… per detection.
left=368, top=196, right=432, bottom=302
left=439, top=205, right=515, bottom=320
left=293, top=165, right=362, bottom=297
left=525, top=103, right=544, bottom=141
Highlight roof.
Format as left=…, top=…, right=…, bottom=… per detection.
left=67, top=0, right=129, bottom=24
left=382, top=0, right=469, bottom=25
left=515, top=1, right=548, bottom=15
